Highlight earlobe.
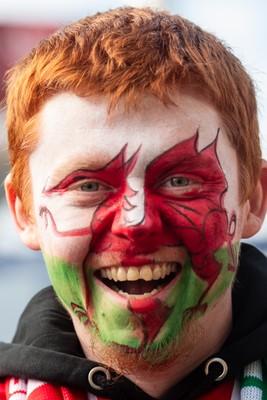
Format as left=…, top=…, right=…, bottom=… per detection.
left=242, top=160, right=267, bottom=238
left=4, top=173, right=41, bottom=250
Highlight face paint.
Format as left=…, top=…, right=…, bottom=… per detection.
left=40, top=130, right=237, bottom=351
left=30, top=92, right=242, bottom=358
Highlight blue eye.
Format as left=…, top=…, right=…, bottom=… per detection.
left=80, top=182, right=99, bottom=191
left=170, top=177, right=189, bottom=186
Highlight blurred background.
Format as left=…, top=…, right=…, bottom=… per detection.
left=0, top=0, right=267, bottom=341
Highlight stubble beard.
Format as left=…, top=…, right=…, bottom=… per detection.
left=89, top=313, right=203, bottom=376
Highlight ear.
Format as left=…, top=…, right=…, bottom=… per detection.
left=242, top=160, right=267, bottom=238
left=5, top=173, right=41, bottom=250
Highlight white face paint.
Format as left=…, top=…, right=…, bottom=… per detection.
left=119, top=176, right=146, bottom=227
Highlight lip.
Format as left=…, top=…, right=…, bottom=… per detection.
left=93, top=262, right=182, bottom=311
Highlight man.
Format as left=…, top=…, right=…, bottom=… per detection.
left=1, top=6, right=267, bottom=400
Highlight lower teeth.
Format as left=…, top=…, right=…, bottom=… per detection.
left=118, top=286, right=162, bottom=299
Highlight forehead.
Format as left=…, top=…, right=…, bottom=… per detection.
left=31, top=91, right=236, bottom=178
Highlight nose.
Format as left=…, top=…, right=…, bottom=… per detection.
left=111, top=180, right=162, bottom=242
left=111, top=205, right=162, bottom=242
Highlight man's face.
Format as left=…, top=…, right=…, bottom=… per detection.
left=29, top=92, right=246, bottom=359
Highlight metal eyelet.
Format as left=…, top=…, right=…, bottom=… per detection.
left=88, top=366, right=112, bottom=390
left=204, top=357, right=228, bottom=381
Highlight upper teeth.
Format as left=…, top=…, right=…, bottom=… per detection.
left=99, top=263, right=177, bottom=282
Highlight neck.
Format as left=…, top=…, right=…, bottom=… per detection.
left=73, top=289, right=232, bottom=398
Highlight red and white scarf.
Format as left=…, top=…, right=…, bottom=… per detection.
left=1, top=360, right=266, bottom=400
left=0, top=378, right=109, bottom=400
left=0, top=377, right=236, bottom=400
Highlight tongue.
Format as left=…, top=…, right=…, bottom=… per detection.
left=117, top=280, right=158, bottom=295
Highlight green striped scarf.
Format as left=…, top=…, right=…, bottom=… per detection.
left=240, top=360, right=267, bottom=399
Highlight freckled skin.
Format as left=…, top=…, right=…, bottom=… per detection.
left=42, top=132, right=237, bottom=351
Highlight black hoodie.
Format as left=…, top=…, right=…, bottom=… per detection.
left=0, top=243, right=267, bottom=400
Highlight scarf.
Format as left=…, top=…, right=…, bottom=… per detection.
left=1, top=360, right=266, bottom=400
left=1, top=378, right=108, bottom=399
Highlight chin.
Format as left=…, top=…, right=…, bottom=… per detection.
left=88, top=315, right=203, bottom=375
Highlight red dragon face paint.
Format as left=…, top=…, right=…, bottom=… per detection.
left=29, top=92, right=243, bottom=360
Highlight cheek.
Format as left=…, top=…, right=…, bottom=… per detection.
left=34, top=194, right=97, bottom=265
left=44, top=253, right=88, bottom=318
left=37, top=195, right=95, bottom=232
left=36, top=215, right=93, bottom=266
left=231, top=205, right=249, bottom=240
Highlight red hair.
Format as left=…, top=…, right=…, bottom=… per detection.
left=5, top=7, right=261, bottom=216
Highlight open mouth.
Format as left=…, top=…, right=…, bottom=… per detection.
left=95, top=263, right=181, bottom=298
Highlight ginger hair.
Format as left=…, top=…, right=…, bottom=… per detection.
left=5, top=7, right=261, bottom=216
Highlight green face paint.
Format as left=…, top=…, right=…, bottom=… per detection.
left=44, top=244, right=235, bottom=352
